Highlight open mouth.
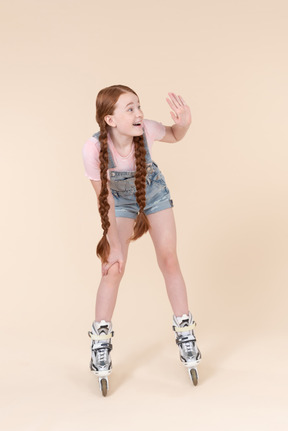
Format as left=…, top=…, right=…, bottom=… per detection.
left=133, top=123, right=142, bottom=127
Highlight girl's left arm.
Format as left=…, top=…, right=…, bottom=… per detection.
left=160, top=92, right=192, bottom=143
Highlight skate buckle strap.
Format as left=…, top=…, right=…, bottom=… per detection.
left=92, top=341, right=113, bottom=352
left=173, top=323, right=196, bottom=332
left=88, top=330, right=114, bottom=341
left=176, top=333, right=196, bottom=345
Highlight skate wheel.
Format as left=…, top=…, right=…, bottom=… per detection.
left=100, top=378, right=108, bottom=397
left=189, top=368, right=198, bottom=386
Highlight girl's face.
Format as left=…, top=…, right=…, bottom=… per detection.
left=105, top=92, right=144, bottom=136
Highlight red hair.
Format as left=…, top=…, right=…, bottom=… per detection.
left=95, top=85, right=150, bottom=263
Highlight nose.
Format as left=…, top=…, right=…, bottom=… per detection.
left=137, top=107, right=143, bottom=118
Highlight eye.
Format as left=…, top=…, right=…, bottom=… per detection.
left=128, top=108, right=133, bottom=112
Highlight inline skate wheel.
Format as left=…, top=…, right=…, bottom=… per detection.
left=99, top=377, right=108, bottom=397
left=189, top=368, right=198, bottom=386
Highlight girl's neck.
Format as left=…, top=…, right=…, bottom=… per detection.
left=108, top=127, right=133, bottom=151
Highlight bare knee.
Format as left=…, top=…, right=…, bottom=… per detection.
left=157, top=250, right=179, bottom=274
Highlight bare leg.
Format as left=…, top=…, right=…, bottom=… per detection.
left=95, top=217, right=135, bottom=321
left=147, top=208, right=189, bottom=316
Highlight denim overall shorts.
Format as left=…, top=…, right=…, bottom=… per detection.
left=93, top=131, right=174, bottom=219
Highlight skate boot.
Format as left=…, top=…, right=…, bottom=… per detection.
left=172, top=311, right=202, bottom=386
left=88, top=320, right=114, bottom=396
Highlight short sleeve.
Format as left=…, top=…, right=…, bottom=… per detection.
left=143, top=119, right=166, bottom=142
left=82, top=136, right=101, bottom=181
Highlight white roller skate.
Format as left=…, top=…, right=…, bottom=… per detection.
left=88, top=320, right=114, bottom=397
left=172, top=311, right=202, bottom=386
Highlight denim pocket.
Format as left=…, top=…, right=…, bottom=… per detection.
left=151, top=171, right=166, bottom=188
left=111, top=189, right=119, bottom=198
left=110, top=177, right=135, bottom=193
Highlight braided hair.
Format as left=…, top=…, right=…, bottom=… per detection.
left=95, top=120, right=111, bottom=263
left=95, top=85, right=150, bottom=263
left=131, top=134, right=150, bottom=240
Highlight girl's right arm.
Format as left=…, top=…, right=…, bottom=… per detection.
left=90, top=179, right=124, bottom=276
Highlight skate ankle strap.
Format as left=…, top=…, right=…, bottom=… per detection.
left=88, top=330, right=114, bottom=341
left=173, top=323, right=196, bottom=332
left=175, top=333, right=196, bottom=345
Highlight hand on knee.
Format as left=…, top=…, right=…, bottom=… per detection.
left=102, top=255, right=125, bottom=277
left=103, top=261, right=125, bottom=280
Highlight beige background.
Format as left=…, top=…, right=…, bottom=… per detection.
left=1, top=0, right=288, bottom=429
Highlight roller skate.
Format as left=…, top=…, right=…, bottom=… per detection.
left=88, top=320, right=114, bottom=397
left=172, top=311, right=201, bottom=386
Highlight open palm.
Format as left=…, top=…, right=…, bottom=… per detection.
left=166, top=92, right=192, bottom=127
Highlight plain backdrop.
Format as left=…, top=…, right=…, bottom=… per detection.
left=1, top=0, right=288, bottom=430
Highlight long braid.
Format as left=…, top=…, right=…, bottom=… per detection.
left=96, top=122, right=110, bottom=263
left=130, top=134, right=150, bottom=240
left=94, top=84, right=150, bottom=260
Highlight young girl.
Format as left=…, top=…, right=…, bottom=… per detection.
left=82, top=85, right=201, bottom=395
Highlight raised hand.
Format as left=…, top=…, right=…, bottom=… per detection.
left=166, top=92, right=192, bottom=128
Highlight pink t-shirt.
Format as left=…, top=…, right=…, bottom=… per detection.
left=82, top=119, right=166, bottom=181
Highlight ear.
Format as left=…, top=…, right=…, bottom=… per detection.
left=104, top=115, right=116, bottom=127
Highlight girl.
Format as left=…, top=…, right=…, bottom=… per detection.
left=82, top=85, right=201, bottom=395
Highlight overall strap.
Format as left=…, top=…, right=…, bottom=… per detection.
left=92, top=131, right=116, bottom=169
left=142, top=131, right=152, bottom=164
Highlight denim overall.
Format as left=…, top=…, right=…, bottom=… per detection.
left=93, top=131, right=174, bottom=219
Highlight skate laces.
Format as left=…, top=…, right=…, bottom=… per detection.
left=96, top=346, right=109, bottom=365
left=182, top=338, right=195, bottom=356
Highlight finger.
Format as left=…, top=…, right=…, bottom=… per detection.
left=105, top=260, right=116, bottom=275
left=171, top=111, right=178, bottom=123
left=102, top=260, right=113, bottom=276
left=118, top=260, right=124, bottom=273
left=168, top=93, right=179, bottom=109
left=104, top=264, right=110, bottom=276
left=178, top=95, right=186, bottom=105
left=106, top=260, right=122, bottom=276
left=169, top=92, right=182, bottom=108
left=166, top=97, right=178, bottom=113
